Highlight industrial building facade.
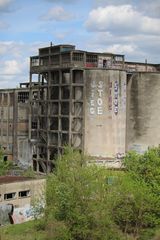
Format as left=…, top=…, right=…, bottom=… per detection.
left=0, top=83, right=32, bottom=167
left=29, top=44, right=160, bottom=173
left=0, top=44, right=160, bottom=173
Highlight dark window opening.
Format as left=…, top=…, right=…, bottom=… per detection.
left=50, top=87, right=59, bottom=100
left=32, top=121, right=37, bottom=129
left=33, top=160, right=37, bottom=171
left=73, top=70, right=83, bottom=83
left=61, top=53, right=71, bottom=64
left=18, top=92, right=29, bottom=103
left=61, top=87, right=70, bottom=99
left=39, top=117, right=47, bottom=129
left=38, top=161, right=46, bottom=173
left=103, top=59, right=107, bottom=68
left=50, top=103, right=59, bottom=115
left=61, top=134, right=69, bottom=145
left=61, top=117, right=69, bottom=131
left=19, top=190, right=30, bottom=198
left=40, top=57, right=49, bottom=66
left=50, top=133, right=58, bottom=145
left=3, top=156, right=8, bottom=162
left=61, top=102, right=69, bottom=115
left=4, top=192, right=16, bottom=200
left=50, top=56, right=60, bottom=66
left=51, top=71, right=59, bottom=84
left=50, top=147, right=58, bottom=160
left=72, top=53, right=84, bottom=62
left=50, top=117, right=58, bottom=130
left=86, top=54, right=97, bottom=63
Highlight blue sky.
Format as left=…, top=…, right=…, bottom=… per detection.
left=0, top=0, right=160, bottom=88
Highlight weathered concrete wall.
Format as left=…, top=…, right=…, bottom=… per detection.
left=18, top=138, right=32, bottom=168
left=125, top=63, right=158, bottom=72
left=0, top=178, right=46, bottom=208
left=0, top=89, right=31, bottom=166
left=84, top=69, right=126, bottom=159
left=126, top=72, right=160, bottom=153
left=0, top=178, right=45, bottom=225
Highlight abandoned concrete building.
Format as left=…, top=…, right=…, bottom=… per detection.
left=0, top=83, right=31, bottom=166
left=0, top=175, right=45, bottom=225
left=0, top=44, right=160, bottom=173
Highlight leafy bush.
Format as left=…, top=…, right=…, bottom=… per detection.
left=0, top=148, right=13, bottom=176
left=45, top=147, right=125, bottom=240
left=44, top=147, right=160, bottom=240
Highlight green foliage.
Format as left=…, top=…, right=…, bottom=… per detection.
left=124, top=147, right=160, bottom=194
left=121, top=147, right=160, bottom=239
left=45, top=147, right=125, bottom=240
left=0, top=220, right=46, bottom=240
left=45, top=220, right=72, bottom=240
left=44, top=146, right=160, bottom=239
left=2, top=146, right=160, bottom=240
left=109, top=174, right=160, bottom=239
left=0, top=149, right=13, bottom=176
left=23, top=167, right=36, bottom=178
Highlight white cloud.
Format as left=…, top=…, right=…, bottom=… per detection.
left=0, top=59, right=27, bottom=88
left=106, top=44, right=137, bottom=54
left=0, top=41, right=25, bottom=58
left=0, top=41, right=49, bottom=88
left=41, top=6, right=73, bottom=21
left=86, top=5, right=160, bottom=35
left=84, top=30, right=160, bottom=63
left=94, top=0, right=160, bottom=17
left=1, top=60, right=22, bottom=75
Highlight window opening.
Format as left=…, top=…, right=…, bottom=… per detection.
left=19, top=190, right=30, bottom=198
left=4, top=192, right=16, bottom=200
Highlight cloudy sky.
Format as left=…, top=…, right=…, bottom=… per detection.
left=0, top=0, right=160, bottom=88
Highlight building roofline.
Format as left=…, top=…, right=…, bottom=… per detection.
left=0, top=175, right=45, bottom=185
left=125, top=61, right=159, bottom=66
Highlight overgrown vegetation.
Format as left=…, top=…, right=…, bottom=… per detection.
left=1, top=147, right=160, bottom=240
left=22, top=167, right=36, bottom=178
left=0, top=148, right=13, bottom=176
left=0, top=220, right=45, bottom=240
left=43, top=147, right=160, bottom=240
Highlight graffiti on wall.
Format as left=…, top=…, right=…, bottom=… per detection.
left=108, top=80, right=112, bottom=111
left=89, top=80, right=104, bottom=115
left=114, top=80, right=118, bottom=115
left=12, top=204, right=34, bottom=224
left=116, top=152, right=125, bottom=159
left=121, top=79, right=126, bottom=112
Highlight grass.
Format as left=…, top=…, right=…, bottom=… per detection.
left=0, top=220, right=46, bottom=240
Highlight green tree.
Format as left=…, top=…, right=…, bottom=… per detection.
left=44, top=147, right=160, bottom=240
left=116, top=148, right=160, bottom=239
left=0, top=148, right=11, bottom=175
left=123, top=147, right=160, bottom=194
left=108, top=174, right=160, bottom=239
left=45, top=147, right=125, bottom=240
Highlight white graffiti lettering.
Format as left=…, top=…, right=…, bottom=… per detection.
left=89, top=80, right=104, bottom=115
